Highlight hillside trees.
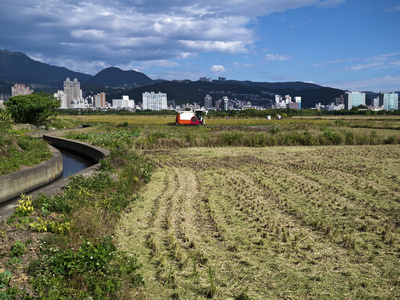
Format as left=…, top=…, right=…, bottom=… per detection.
left=4, top=92, right=60, bottom=125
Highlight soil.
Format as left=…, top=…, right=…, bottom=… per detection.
left=0, top=214, right=50, bottom=296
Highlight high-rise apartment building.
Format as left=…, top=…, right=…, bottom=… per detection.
left=371, top=97, right=380, bottom=107
left=11, top=84, right=33, bottom=97
left=204, top=94, right=212, bottom=109
left=54, top=90, right=67, bottom=108
left=112, top=95, right=135, bottom=109
left=294, top=96, right=301, bottom=109
left=63, top=78, right=82, bottom=108
left=344, top=92, right=366, bottom=110
left=93, top=92, right=106, bottom=108
left=223, top=96, right=229, bottom=111
left=379, top=92, right=398, bottom=110
left=142, top=92, right=167, bottom=111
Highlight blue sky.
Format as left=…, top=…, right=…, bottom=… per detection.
left=1, top=0, right=399, bottom=91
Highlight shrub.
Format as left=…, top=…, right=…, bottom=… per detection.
left=4, top=92, right=60, bottom=126
left=29, top=236, right=143, bottom=299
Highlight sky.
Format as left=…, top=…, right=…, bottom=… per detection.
left=1, top=0, right=399, bottom=92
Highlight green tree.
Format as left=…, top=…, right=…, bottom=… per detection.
left=4, top=92, right=60, bottom=125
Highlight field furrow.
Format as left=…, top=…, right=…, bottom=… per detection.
left=117, top=145, right=400, bottom=299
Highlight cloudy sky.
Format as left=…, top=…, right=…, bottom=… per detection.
left=1, top=0, right=399, bottom=91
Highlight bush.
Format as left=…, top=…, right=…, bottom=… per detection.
left=29, top=236, right=143, bottom=299
left=4, top=92, right=60, bottom=126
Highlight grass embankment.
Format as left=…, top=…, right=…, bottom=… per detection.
left=0, top=118, right=81, bottom=175
left=0, top=123, right=51, bottom=175
left=116, top=145, right=400, bottom=299
left=0, top=133, right=153, bottom=299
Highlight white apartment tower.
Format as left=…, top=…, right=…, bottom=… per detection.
left=142, top=92, right=167, bottom=111
left=204, top=94, right=212, bottom=109
left=379, top=92, right=398, bottom=111
left=63, top=78, right=82, bottom=108
left=344, top=92, right=366, bottom=110
left=112, top=95, right=135, bottom=109
left=294, top=96, right=302, bottom=109
left=54, top=90, right=67, bottom=108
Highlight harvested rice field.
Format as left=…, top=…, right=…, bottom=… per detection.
left=116, top=144, right=400, bottom=299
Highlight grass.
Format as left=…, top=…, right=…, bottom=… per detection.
left=1, top=143, right=153, bottom=299
left=0, top=130, right=51, bottom=175
left=60, top=115, right=400, bottom=150
left=116, top=145, right=400, bottom=299
left=2, top=114, right=400, bottom=298
left=0, top=117, right=79, bottom=176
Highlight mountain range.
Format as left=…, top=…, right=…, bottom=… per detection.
left=0, top=49, right=345, bottom=108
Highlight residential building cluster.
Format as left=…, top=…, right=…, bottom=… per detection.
left=195, top=94, right=256, bottom=111
left=315, top=91, right=398, bottom=111
left=51, top=78, right=168, bottom=111
left=274, top=95, right=301, bottom=109
left=11, top=84, right=34, bottom=97
left=2, top=78, right=399, bottom=113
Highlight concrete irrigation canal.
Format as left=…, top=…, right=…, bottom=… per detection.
left=0, top=134, right=110, bottom=221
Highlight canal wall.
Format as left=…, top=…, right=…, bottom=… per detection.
left=0, top=134, right=110, bottom=205
left=43, top=135, right=110, bottom=163
left=0, top=146, right=63, bottom=205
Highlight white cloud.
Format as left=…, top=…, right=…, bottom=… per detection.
left=232, top=62, right=254, bottom=68
left=324, top=75, right=400, bottom=92
left=314, top=52, right=400, bottom=72
left=316, top=0, right=346, bottom=8
left=384, top=5, right=400, bottom=12
left=347, top=62, right=384, bottom=71
left=345, top=52, right=400, bottom=71
left=0, top=0, right=344, bottom=75
left=183, top=41, right=249, bottom=54
left=265, top=54, right=291, bottom=61
left=211, top=65, right=226, bottom=73
left=312, top=58, right=356, bottom=67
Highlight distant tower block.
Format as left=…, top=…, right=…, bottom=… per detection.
left=63, top=78, right=81, bottom=108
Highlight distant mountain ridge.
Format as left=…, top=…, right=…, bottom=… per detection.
left=0, top=50, right=91, bottom=85
left=216, top=80, right=323, bottom=91
left=113, top=80, right=344, bottom=108
left=0, top=50, right=153, bottom=91
left=86, top=67, right=153, bottom=86
left=0, top=49, right=344, bottom=107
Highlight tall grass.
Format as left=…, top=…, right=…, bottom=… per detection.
left=2, top=142, right=153, bottom=298
left=0, top=132, right=51, bottom=175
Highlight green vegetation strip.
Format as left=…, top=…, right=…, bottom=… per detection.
left=63, top=118, right=400, bottom=150
left=0, top=143, right=153, bottom=299
left=0, top=123, right=51, bottom=175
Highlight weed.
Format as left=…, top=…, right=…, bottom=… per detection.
left=0, top=269, right=12, bottom=288
left=206, top=266, right=217, bottom=298
left=13, top=194, right=34, bottom=217
left=29, top=236, right=143, bottom=299
left=11, top=241, right=26, bottom=257
left=6, top=257, right=22, bottom=266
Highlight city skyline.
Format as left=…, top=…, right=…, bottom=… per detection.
left=1, top=0, right=399, bottom=92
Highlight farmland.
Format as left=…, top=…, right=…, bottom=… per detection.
left=1, top=114, right=400, bottom=298
left=59, top=115, right=400, bottom=298
left=116, top=144, right=400, bottom=299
